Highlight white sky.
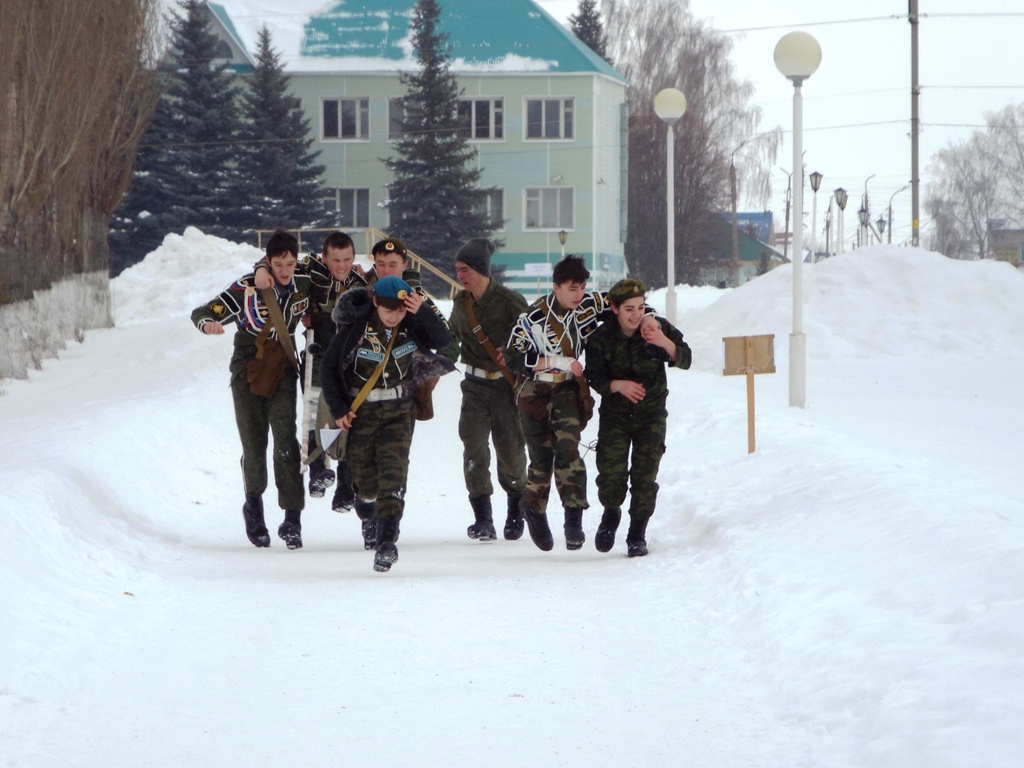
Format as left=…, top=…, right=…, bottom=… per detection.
left=4, top=227, right=1024, bottom=765
left=536, top=0, right=1024, bottom=248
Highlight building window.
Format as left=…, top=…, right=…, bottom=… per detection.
left=525, top=98, right=574, bottom=140
left=322, top=98, right=369, bottom=140
left=476, top=188, right=505, bottom=230
left=323, top=188, right=369, bottom=228
left=458, top=98, right=504, bottom=140
left=524, top=187, right=573, bottom=229
left=388, top=98, right=406, bottom=141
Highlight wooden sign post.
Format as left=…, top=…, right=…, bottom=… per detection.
left=723, top=334, right=776, bottom=453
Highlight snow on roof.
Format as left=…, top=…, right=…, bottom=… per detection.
left=207, top=0, right=625, bottom=79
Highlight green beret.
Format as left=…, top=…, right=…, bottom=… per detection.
left=607, top=278, right=647, bottom=305
left=371, top=237, right=408, bottom=258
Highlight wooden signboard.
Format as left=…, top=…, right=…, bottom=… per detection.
left=723, top=334, right=776, bottom=453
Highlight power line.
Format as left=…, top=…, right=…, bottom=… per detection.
left=716, top=11, right=1024, bottom=34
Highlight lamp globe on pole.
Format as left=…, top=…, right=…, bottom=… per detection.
left=774, top=31, right=821, bottom=410
left=654, top=87, right=687, bottom=325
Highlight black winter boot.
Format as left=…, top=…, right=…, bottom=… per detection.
left=563, top=507, right=585, bottom=551
left=307, top=442, right=336, bottom=498
left=373, top=516, right=401, bottom=572
left=503, top=492, right=524, bottom=540
left=595, top=506, right=622, bottom=553
left=467, top=495, right=497, bottom=541
left=330, top=461, right=355, bottom=512
left=355, top=499, right=377, bottom=550
left=242, top=494, right=270, bottom=548
left=277, top=508, right=302, bottom=550
left=626, top=516, right=649, bottom=558
left=524, top=507, right=554, bottom=552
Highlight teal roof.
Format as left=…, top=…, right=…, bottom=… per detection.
left=211, top=0, right=624, bottom=81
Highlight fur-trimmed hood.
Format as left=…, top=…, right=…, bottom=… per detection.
left=332, top=286, right=373, bottom=329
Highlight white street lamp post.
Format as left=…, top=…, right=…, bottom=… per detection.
left=653, top=87, right=687, bottom=325
left=774, top=31, right=821, bottom=409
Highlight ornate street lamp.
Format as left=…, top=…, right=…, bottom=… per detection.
left=809, top=170, right=823, bottom=262
left=834, top=187, right=849, bottom=254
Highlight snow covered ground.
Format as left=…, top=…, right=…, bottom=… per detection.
left=3, top=228, right=1023, bottom=767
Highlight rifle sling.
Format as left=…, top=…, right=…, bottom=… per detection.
left=464, top=294, right=516, bottom=387
left=259, top=287, right=300, bottom=374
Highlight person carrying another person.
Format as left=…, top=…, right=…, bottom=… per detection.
left=506, top=255, right=660, bottom=552
left=191, top=229, right=311, bottom=550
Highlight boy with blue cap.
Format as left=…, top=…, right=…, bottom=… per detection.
left=319, top=276, right=454, bottom=572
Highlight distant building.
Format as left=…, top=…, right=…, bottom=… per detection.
left=204, top=0, right=630, bottom=296
left=705, top=211, right=785, bottom=286
left=986, top=219, right=1024, bottom=268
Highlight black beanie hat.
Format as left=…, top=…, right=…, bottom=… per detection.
left=454, top=237, right=494, bottom=276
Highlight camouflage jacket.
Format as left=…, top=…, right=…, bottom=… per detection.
left=506, top=291, right=611, bottom=376
left=318, top=287, right=454, bottom=421
left=191, top=273, right=312, bottom=357
left=584, top=316, right=691, bottom=416
left=448, top=280, right=528, bottom=373
left=254, top=253, right=369, bottom=350
left=507, top=291, right=657, bottom=377
left=365, top=266, right=459, bottom=361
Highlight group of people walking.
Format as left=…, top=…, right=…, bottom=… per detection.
left=191, top=229, right=691, bottom=572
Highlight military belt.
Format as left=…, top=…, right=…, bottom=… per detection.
left=349, top=384, right=406, bottom=402
left=533, top=371, right=570, bottom=383
left=465, top=365, right=503, bottom=381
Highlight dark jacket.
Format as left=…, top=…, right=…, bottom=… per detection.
left=584, top=316, right=691, bottom=417
left=319, top=287, right=453, bottom=421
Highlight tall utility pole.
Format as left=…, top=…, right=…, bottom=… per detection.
left=910, top=0, right=920, bottom=247
left=730, top=159, right=740, bottom=286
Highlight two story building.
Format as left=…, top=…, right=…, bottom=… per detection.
left=206, top=0, right=629, bottom=296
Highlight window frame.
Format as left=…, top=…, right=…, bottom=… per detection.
left=457, top=97, right=505, bottom=141
left=322, top=187, right=370, bottom=228
left=523, top=187, right=574, bottom=230
left=524, top=97, right=575, bottom=141
left=476, top=188, right=506, bottom=231
left=321, top=97, right=370, bottom=141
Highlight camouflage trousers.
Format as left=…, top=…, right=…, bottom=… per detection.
left=516, top=378, right=589, bottom=514
left=459, top=377, right=527, bottom=498
left=595, top=406, right=667, bottom=522
left=229, top=354, right=304, bottom=511
left=346, top=395, right=417, bottom=521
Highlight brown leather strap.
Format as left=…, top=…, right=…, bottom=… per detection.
left=464, top=294, right=515, bottom=387
left=543, top=297, right=590, bottom=395
left=260, top=287, right=300, bottom=374
left=252, top=319, right=272, bottom=359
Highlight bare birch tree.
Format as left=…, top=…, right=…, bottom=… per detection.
left=0, top=0, right=160, bottom=305
left=603, top=0, right=779, bottom=285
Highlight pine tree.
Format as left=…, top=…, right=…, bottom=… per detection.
left=384, top=0, right=496, bottom=290
left=239, top=26, right=327, bottom=236
left=110, top=0, right=246, bottom=272
left=569, top=0, right=611, bottom=65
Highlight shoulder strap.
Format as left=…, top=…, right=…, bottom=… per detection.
left=464, top=294, right=516, bottom=387
left=349, top=327, right=398, bottom=414
left=544, top=297, right=590, bottom=394
left=260, top=287, right=300, bottom=374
